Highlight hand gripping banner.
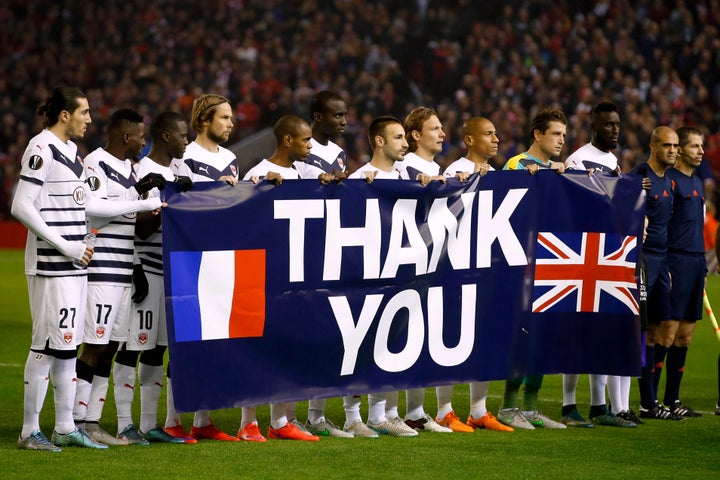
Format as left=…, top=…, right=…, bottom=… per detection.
left=161, top=171, right=645, bottom=412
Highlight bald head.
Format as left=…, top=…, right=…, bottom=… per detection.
left=649, top=126, right=679, bottom=171
left=462, top=116, right=499, bottom=162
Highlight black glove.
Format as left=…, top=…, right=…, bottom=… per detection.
left=174, top=175, right=194, bottom=192
left=132, top=263, right=149, bottom=303
left=134, top=172, right=167, bottom=195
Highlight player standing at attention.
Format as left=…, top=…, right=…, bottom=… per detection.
left=561, top=102, right=636, bottom=428
left=74, top=108, right=169, bottom=446
left=240, top=115, right=334, bottom=442
left=112, top=112, right=193, bottom=444
left=397, top=107, right=455, bottom=434
left=497, top=107, right=567, bottom=430
left=166, top=94, right=241, bottom=442
left=349, top=115, right=418, bottom=437
left=12, top=87, right=104, bottom=450
left=631, top=126, right=685, bottom=421
left=301, top=91, right=377, bottom=437
left=440, top=117, right=513, bottom=433
left=653, top=126, right=706, bottom=418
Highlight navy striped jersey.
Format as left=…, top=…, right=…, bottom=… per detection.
left=84, top=148, right=140, bottom=285
left=133, top=156, right=175, bottom=277
left=396, top=151, right=440, bottom=179
left=19, top=129, right=87, bottom=276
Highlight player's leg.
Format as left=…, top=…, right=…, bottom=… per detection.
left=434, top=384, right=469, bottom=432
left=560, top=374, right=592, bottom=427
left=467, top=381, right=513, bottom=431
left=497, top=377, right=534, bottom=430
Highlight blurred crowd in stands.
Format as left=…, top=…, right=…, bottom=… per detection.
left=2, top=0, right=720, bottom=219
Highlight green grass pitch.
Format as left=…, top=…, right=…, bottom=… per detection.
left=1, top=249, right=719, bottom=479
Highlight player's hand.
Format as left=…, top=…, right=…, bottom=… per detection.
left=455, top=172, right=470, bottom=182
left=431, top=175, right=447, bottom=184
left=331, top=169, right=346, bottom=183
left=249, top=175, right=260, bottom=184
left=527, top=164, right=540, bottom=175
left=265, top=172, right=283, bottom=185
left=218, top=175, right=238, bottom=186
left=550, top=161, right=566, bottom=174
left=77, top=245, right=94, bottom=267
left=474, top=164, right=490, bottom=176
left=641, top=177, right=651, bottom=191
left=132, top=264, right=149, bottom=303
left=318, top=172, right=333, bottom=185
left=135, top=173, right=167, bottom=195
left=587, top=167, right=596, bottom=176
left=173, top=175, right=193, bottom=191
left=417, top=173, right=431, bottom=186
left=363, top=170, right=377, bottom=183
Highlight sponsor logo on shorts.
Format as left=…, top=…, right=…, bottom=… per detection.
left=138, top=333, right=148, bottom=344
left=96, top=326, right=105, bottom=339
left=63, top=332, right=73, bottom=344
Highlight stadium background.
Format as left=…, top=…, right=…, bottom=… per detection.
left=1, top=0, right=720, bottom=240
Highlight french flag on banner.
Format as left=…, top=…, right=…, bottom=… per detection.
left=169, top=249, right=266, bottom=342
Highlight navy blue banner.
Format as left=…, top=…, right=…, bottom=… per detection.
left=162, top=171, right=645, bottom=412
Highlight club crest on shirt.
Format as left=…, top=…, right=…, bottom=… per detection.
left=336, top=157, right=345, bottom=170
left=73, top=186, right=86, bottom=205
left=87, top=176, right=101, bottom=191
left=138, top=333, right=148, bottom=345
left=230, top=165, right=237, bottom=176
left=29, top=155, right=43, bottom=170
left=95, top=326, right=105, bottom=339
left=63, top=331, right=74, bottom=344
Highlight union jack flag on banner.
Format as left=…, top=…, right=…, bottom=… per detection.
left=532, top=232, right=638, bottom=314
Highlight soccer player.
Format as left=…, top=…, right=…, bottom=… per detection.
left=653, top=126, right=706, bottom=418
left=561, top=102, right=636, bottom=428
left=443, top=116, right=497, bottom=180
left=74, top=108, right=169, bottom=446
left=240, top=115, right=332, bottom=442
left=305, top=90, right=348, bottom=174
left=112, top=111, right=193, bottom=445
left=172, top=93, right=239, bottom=186
left=497, top=107, right=568, bottom=430
left=348, top=115, right=417, bottom=437
left=167, top=94, right=241, bottom=441
left=439, top=117, right=513, bottom=432
left=631, top=126, right=685, bottom=421
left=12, top=87, right=104, bottom=450
left=397, top=107, right=456, bottom=434
left=302, top=91, right=375, bottom=437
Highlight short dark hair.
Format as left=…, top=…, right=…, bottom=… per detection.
left=310, top=90, right=344, bottom=118
left=150, top=111, right=185, bottom=142
left=368, top=116, right=402, bottom=150
left=676, top=126, right=703, bottom=147
left=590, top=101, right=619, bottom=123
left=529, top=107, right=567, bottom=142
left=274, top=115, right=309, bottom=143
left=108, top=108, right=144, bottom=135
left=36, top=87, right=87, bottom=127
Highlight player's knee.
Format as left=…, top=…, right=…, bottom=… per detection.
left=673, top=335, right=692, bottom=348
left=115, top=348, right=140, bottom=367
left=140, top=346, right=166, bottom=366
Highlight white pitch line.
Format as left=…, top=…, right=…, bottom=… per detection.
left=0, top=363, right=21, bottom=367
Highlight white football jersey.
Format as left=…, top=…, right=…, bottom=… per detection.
left=18, top=129, right=87, bottom=276
left=243, top=159, right=325, bottom=180
left=172, top=141, right=239, bottom=183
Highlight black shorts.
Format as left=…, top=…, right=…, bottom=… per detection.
left=644, top=252, right=671, bottom=324
left=668, top=251, right=706, bottom=322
